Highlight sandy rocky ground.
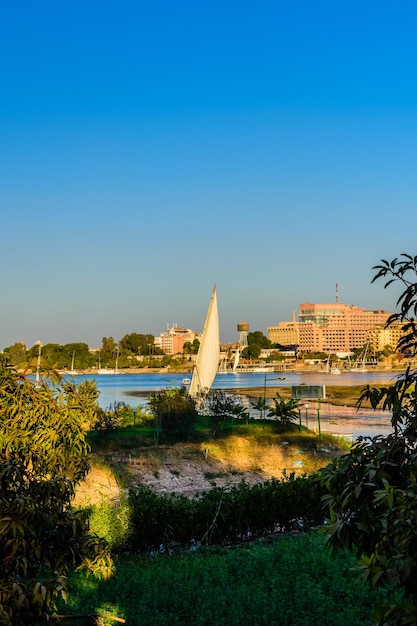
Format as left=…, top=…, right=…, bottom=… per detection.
left=74, top=440, right=340, bottom=507
left=74, top=399, right=392, bottom=507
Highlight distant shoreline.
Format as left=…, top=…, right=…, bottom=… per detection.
left=76, top=364, right=402, bottom=376
left=74, top=366, right=178, bottom=375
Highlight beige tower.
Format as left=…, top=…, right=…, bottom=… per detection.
left=237, top=321, right=250, bottom=349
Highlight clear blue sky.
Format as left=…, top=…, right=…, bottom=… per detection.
left=1, top=1, right=416, bottom=350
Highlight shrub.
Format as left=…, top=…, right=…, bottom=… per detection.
left=318, top=253, right=417, bottom=624
left=126, top=473, right=326, bottom=552
left=148, top=388, right=198, bottom=442
left=0, top=364, right=114, bottom=624
left=85, top=496, right=132, bottom=550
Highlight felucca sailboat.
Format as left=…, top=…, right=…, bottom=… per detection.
left=188, top=286, right=220, bottom=404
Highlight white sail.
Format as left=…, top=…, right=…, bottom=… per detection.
left=232, top=348, right=240, bottom=372
left=189, top=286, right=220, bottom=401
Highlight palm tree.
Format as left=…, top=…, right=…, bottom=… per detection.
left=251, top=396, right=268, bottom=421
left=231, top=401, right=250, bottom=423
left=267, top=393, right=301, bottom=425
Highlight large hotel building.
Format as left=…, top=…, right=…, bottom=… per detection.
left=268, top=302, right=393, bottom=353
left=155, top=325, right=197, bottom=355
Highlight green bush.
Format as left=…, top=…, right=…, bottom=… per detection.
left=148, top=388, right=199, bottom=442
left=126, top=473, right=326, bottom=552
left=84, top=496, right=132, bottom=550
left=0, top=365, right=114, bottom=624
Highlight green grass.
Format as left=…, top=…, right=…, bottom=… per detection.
left=71, top=418, right=386, bottom=624
left=87, top=419, right=350, bottom=453
left=59, top=531, right=388, bottom=625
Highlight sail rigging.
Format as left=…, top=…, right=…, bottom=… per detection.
left=188, top=286, right=220, bottom=402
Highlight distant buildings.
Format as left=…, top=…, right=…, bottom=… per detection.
left=267, top=312, right=299, bottom=347
left=268, top=302, right=396, bottom=354
left=155, top=324, right=197, bottom=355
left=159, top=299, right=403, bottom=359
left=297, top=302, right=391, bottom=353
left=367, top=321, right=405, bottom=354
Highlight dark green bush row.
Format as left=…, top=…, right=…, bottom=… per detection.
left=126, top=472, right=325, bottom=551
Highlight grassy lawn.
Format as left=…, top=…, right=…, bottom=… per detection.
left=59, top=530, right=388, bottom=625
left=87, top=419, right=350, bottom=452
left=68, top=406, right=379, bottom=624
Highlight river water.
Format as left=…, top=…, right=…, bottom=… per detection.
left=70, top=369, right=399, bottom=440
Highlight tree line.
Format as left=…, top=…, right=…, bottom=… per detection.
left=2, top=333, right=175, bottom=371
left=2, top=330, right=281, bottom=372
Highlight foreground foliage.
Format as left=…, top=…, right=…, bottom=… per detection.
left=148, top=387, right=199, bottom=442
left=61, top=531, right=390, bottom=625
left=124, top=472, right=325, bottom=551
left=319, top=254, right=417, bottom=625
left=0, top=363, right=114, bottom=625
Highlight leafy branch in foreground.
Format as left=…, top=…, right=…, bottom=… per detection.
left=0, top=364, right=114, bottom=625
left=319, top=253, right=417, bottom=625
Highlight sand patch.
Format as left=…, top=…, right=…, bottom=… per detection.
left=74, top=464, right=121, bottom=507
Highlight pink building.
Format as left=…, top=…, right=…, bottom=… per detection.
left=158, top=325, right=197, bottom=355
left=298, top=302, right=391, bottom=353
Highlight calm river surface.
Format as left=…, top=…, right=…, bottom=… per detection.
left=72, top=369, right=399, bottom=440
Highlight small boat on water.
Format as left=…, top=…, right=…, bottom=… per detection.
left=182, top=377, right=191, bottom=386
left=350, top=345, right=369, bottom=372
left=325, top=356, right=341, bottom=375
left=97, top=356, right=114, bottom=374
left=218, top=358, right=275, bottom=374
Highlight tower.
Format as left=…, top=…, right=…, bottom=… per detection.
left=237, top=321, right=249, bottom=350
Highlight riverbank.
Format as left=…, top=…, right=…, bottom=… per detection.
left=76, top=426, right=348, bottom=503
left=78, top=362, right=404, bottom=377
left=231, top=383, right=391, bottom=408
left=80, top=366, right=175, bottom=375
